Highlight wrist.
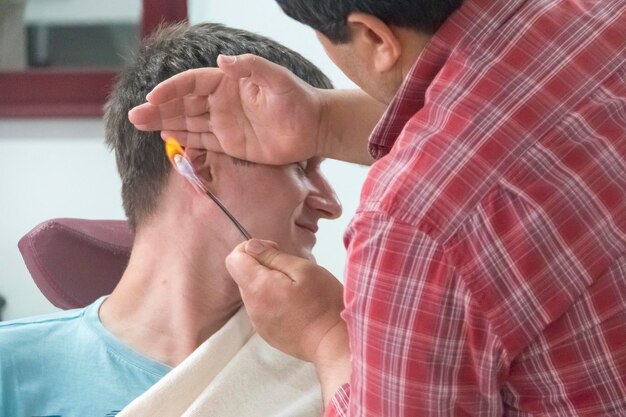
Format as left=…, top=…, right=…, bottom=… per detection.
left=313, top=320, right=351, bottom=406
left=315, top=87, right=336, bottom=160
left=314, top=89, right=380, bottom=165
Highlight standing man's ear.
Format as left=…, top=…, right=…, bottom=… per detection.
left=345, top=12, right=403, bottom=73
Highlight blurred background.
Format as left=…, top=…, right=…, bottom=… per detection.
left=0, top=0, right=367, bottom=320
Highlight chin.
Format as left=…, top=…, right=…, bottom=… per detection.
left=286, top=243, right=313, bottom=261
left=299, top=247, right=316, bottom=262
left=277, top=235, right=316, bottom=261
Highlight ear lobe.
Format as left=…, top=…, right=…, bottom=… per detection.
left=346, top=12, right=402, bottom=73
left=185, top=147, right=213, bottom=182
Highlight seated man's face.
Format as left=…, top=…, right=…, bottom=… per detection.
left=206, top=154, right=342, bottom=260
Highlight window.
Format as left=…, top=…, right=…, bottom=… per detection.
left=0, top=0, right=187, bottom=117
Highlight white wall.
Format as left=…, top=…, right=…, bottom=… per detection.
left=0, top=1, right=368, bottom=321
left=0, top=119, right=125, bottom=320
left=188, top=0, right=353, bottom=88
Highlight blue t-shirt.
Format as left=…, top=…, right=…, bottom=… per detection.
left=0, top=297, right=170, bottom=417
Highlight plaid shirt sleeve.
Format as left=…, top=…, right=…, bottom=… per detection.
left=326, top=384, right=350, bottom=417
left=325, top=211, right=507, bottom=417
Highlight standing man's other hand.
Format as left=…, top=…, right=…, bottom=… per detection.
left=226, top=239, right=351, bottom=405
left=128, top=54, right=327, bottom=166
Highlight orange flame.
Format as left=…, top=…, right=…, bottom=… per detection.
left=164, top=137, right=184, bottom=164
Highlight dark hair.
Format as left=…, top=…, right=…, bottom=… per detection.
left=104, top=23, right=332, bottom=231
left=276, top=0, right=464, bottom=43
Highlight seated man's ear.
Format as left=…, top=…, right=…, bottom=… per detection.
left=185, top=147, right=213, bottom=182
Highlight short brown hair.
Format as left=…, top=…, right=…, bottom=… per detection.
left=104, top=23, right=332, bottom=231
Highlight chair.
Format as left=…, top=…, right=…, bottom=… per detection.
left=18, top=218, right=133, bottom=309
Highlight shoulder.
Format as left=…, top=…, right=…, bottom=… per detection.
left=0, top=307, right=85, bottom=330
left=0, top=307, right=86, bottom=351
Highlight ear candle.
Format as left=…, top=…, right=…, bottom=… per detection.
left=164, top=137, right=252, bottom=240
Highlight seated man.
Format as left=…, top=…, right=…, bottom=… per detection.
left=0, top=23, right=341, bottom=417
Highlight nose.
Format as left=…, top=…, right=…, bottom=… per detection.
left=306, top=173, right=342, bottom=220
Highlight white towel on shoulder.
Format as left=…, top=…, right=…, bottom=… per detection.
left=117, top=307, right=322, bottom=417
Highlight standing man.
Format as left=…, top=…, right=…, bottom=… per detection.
left=129, top=1, right=626, bottom=416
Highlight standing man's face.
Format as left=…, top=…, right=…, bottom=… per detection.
left=208, top=154, right=342, bottom=260
left=315, top=30, right=401, bottom=104
left=316, top=31, right=378, bottom=98
left=316, top=22, right=432, bottom=104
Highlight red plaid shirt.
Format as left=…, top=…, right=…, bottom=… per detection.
left=327, top=0, right=626, bottom=416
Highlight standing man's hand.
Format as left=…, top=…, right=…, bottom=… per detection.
left=226, top=239, right=350, bottom=405
left=129, top=54, right=327, bottom=165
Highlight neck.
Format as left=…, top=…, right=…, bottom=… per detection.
left=99, top=223, right=242, bottom=367
left=397, top=28, right=432, bottom=77
left=383, top=27, right=432, bottom=102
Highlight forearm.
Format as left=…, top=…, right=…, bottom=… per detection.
left=312, top=320, right=352, bottom=408
left=319, top=89, right=386, bottom=166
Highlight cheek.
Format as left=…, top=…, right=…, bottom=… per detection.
left=223, top=166, right=308, bottom=224
left=256, top=187, right=307, bottom=231
left=260, top=185, right=307, bottom=217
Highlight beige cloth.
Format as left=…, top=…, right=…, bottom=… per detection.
left=118, top=307, right=322, bottom=417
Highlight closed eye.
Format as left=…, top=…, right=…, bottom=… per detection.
left=295, top=160, right=308, bottom=174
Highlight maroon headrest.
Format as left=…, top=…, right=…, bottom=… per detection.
left=18, top=219, right=133, bottom=309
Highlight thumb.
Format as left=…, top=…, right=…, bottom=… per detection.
left=244, top=239, right=305, bottom=280
left=217, top=53, right=289, bottom=89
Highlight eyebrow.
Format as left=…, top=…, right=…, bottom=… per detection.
left=310, top=157, right=325, bottom=168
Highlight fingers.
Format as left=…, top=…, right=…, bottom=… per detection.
left=218, top=53, right=291, bottom=90
left=217, top=54, right=265, bottom=80
left=129, top=99, right=210, bottom=135
left=130, top=96, right=208, bottom=125
left=243, top=239, right=312, bottom=281
left=226, top=240, right=290, bottom=289
left=217, top=54, right=253, bottom=78
left=145, top=67, right=225, bottom=104
left=132, top=114, right=210, bottom=134
left=142, top=55, right=279, bottom=106
left=129, top=54, right=289, bottom=129
left=128, top=103, right=161, bottom=127
left=160, top=131, right=224, bottom=153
